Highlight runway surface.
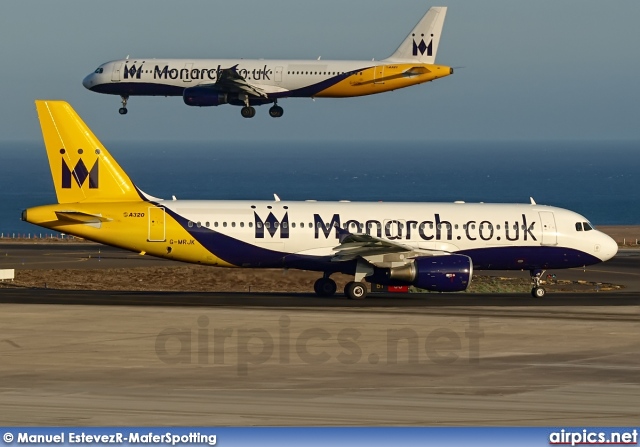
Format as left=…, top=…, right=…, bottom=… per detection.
left=0, top=243, right=639, bottom=425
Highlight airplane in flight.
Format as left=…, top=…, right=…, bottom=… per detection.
left=23, top=101, right=618, bottom=299
left=82, top=6, right=453, bottom=118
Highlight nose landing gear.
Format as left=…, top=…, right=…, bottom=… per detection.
left=118, top=95, right=129, bottom=115
left=530, top=269, right=546, bottom=298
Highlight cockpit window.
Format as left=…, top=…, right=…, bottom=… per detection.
left=94, top=68, right=103, bottom=74
left=576, top=222, right=594, bottom=231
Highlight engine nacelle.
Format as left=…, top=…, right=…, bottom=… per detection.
left=183, top=87, right=228, bottom=107
left=387, top=254, right=473, bottom=292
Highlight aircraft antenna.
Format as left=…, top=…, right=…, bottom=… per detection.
left=274, top=194, right=281, bottom=202
left=530, top=197, right=536, bottom=205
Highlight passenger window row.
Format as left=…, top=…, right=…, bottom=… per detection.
left=286, top=71, right=363, bottom=76
left=183, top=221, right=532, bottom=232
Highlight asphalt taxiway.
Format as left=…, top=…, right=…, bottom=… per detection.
left=0, top=243, right=639, bottom=425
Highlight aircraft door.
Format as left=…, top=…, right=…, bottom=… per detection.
left=275, top=66, right=283, bottom=82
left=148, top=207, right=166, bottom=242
left=111, top=63, right=122, bottom=82
left=374, top=65, right=385, bottom=84
left=539, top=211, right=557, bottom=246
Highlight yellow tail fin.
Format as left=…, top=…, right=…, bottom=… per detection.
left=36, top=100, right=143, bottom=204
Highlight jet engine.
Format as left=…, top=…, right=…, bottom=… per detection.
left=379, top=254, right=473, bottom=292
left=183, top=87, right=228, bottom=107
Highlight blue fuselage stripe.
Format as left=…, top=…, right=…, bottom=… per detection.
left=89, top=69, right=369, bottom=100
left=162, top=206, right=601, bottom=273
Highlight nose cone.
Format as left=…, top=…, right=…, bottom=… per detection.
left=596, top=231, right=618, bottom=262
left=82, top=73, right=95, bottom=90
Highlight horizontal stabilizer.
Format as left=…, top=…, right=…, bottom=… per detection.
left=55, top=211, right=112, bottom=224
left=350, top=66, right=432, bottom=87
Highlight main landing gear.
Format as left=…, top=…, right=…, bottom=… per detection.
left=530, top=269, right=546, bottom=298
left=240, top=100, right=283, bottom=119
left=239, top=93, right=255, bottom=118
left=314, top=276, right=337, bottom=297
left=269, top=100, right=284, bottom=118
left=315, top=261, right=371, bottom=300
left=344, top=281, right=367, bottom=300
left=240, top=106, right=256, bottom=118
left=118, top=95, right=129, bottom=115
left=313, top=276, right=369, bottom=300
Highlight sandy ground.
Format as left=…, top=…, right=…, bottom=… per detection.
left=0, top=266, right=621, bottom=294
left=597, top=225, right=640, bottom=245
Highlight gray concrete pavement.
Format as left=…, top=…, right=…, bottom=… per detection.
left=0, top=291, right=638, bottom=425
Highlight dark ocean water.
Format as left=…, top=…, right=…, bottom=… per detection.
left=1, top=140, right=639, bottom=235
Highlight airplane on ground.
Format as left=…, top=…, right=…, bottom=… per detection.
left=82, top=6, right=453, bottom=118
left=23, top=101, right=618, bottom=299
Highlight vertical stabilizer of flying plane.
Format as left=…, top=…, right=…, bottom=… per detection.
left=384, top=6, right=447, bottom=64
left=35, top=100, right=142, bottom=204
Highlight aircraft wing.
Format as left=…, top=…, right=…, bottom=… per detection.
left=203, top=65, right=269, bottom=98
left=331, top=230, right=450, bottom=262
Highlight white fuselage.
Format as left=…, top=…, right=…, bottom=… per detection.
left=144, top=199, right=616, bottom=270
left=82, top=58, right=453, bottom=101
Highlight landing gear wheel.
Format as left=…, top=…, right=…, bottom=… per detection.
left=345, top=281, right=367, bottom=300
left=119, top=95, right=129, bottom=115
left=531, top=287, right=546, bottom=298
left=314, top=278, right=337, bottom=297
left=269, top=105, right=284, bottom=118
left=241, top=106, right=256, bottom=118
left=529, top=269, right=546, bottom=298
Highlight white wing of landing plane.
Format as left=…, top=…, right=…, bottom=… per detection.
left=82, top=6, right=452, bottom=119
